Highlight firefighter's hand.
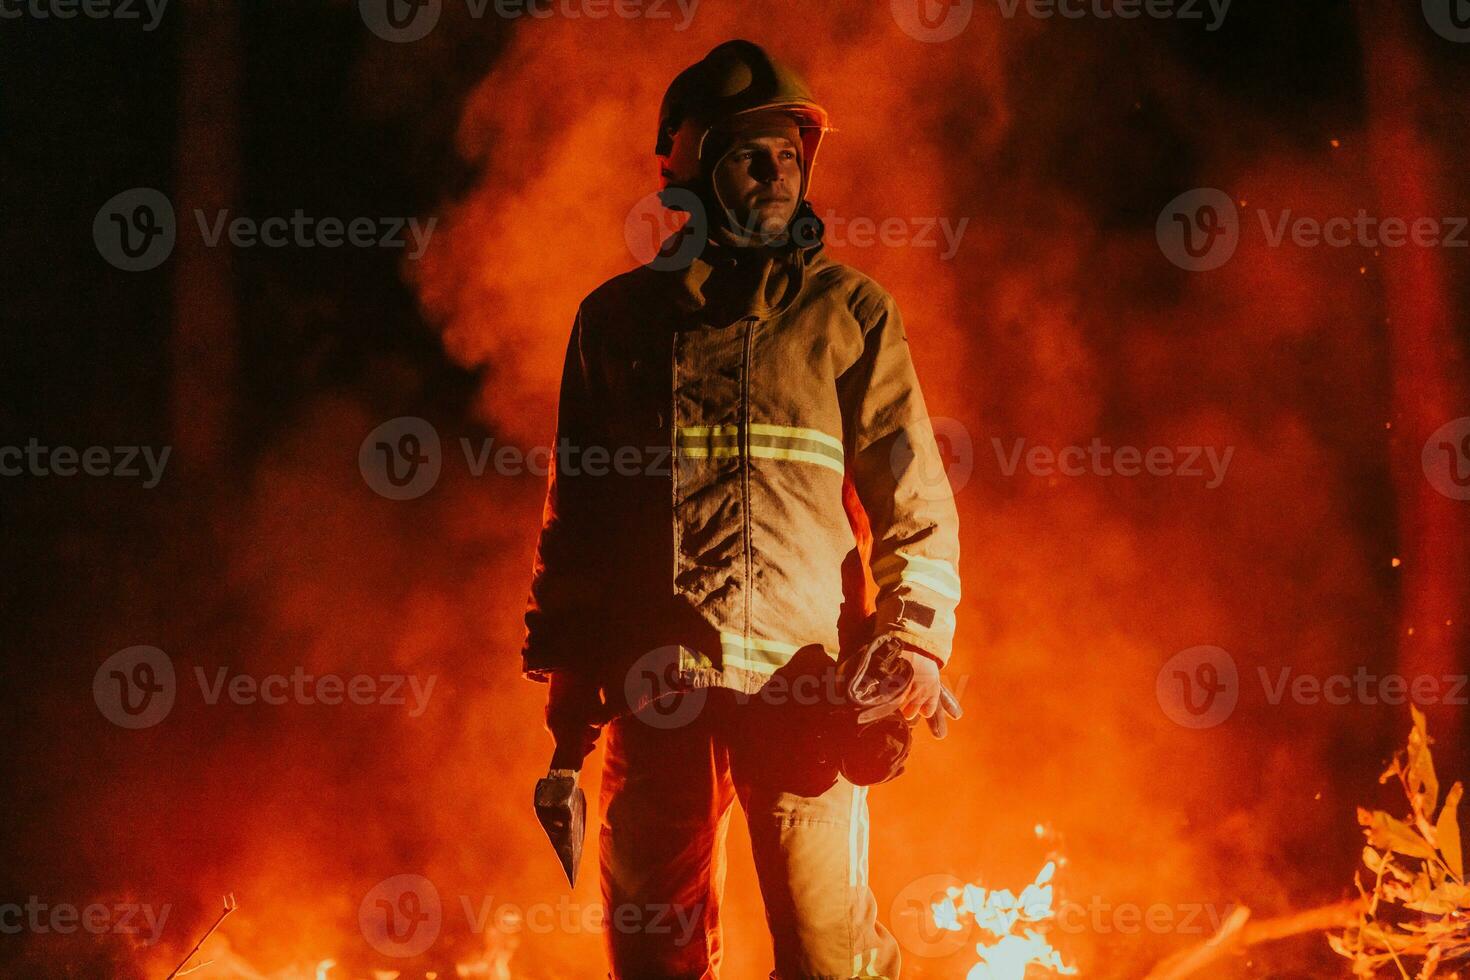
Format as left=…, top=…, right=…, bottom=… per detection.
left=898, top=650, right=942, bottom=722
left=545, top=671, right=606, bottom=768
left=899, top=650, right=963, bottom=738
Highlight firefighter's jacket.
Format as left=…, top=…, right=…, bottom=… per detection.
left=521, top=208, right=961, bottom=709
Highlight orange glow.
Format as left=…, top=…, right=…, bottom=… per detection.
left=115, top=6, right=1464, bottom=980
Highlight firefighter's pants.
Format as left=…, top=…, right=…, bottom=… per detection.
left=599, top=688, right=901, bottom=979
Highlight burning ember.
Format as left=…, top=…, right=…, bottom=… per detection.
left=931, top=860, right=1077, bottom=980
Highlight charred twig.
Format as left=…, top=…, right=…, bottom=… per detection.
left=164, top=893, right=238, bottom=980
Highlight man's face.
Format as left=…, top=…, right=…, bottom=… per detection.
left=712, top=135, right=802, bottom=241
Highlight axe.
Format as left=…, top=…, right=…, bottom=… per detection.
left=534, top=764, right=586, bottom=886
left=534, top=674, right=607, bottom=887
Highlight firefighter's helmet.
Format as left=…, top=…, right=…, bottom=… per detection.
left=656, top=40, right=830, bottom=206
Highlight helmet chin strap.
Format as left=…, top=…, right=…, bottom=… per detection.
left=705, top=140, right=809, bottom=246
left=711, top=172, right=801, bottom=246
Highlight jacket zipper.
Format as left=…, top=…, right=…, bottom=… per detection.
left=741, top=315, right=755, bottom=646
left=670, top=326, right=682, bottom=636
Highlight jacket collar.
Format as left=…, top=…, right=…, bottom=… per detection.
left=662, top=202, right=826, bottom=326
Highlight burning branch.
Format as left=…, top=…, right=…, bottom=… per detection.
left=1331, top=707, right=1470, bottom=978
left=1147, top=707, right=1469, bottom=980
left=1143, top=900, right=1364, bottom=980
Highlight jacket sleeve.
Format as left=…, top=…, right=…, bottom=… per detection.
left=841, top=291, right=962, bottom=667
left=521, top=309, right=603, bottom=682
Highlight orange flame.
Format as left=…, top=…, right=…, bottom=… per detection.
left=933, top=861, right=1077, bottom=980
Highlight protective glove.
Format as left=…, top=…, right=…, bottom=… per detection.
left=834, top=633, right=914, bottom=786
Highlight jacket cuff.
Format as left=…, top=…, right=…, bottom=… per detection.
left=521, top=638, right=572, bottom=682
left=874, top=595, right=951, bottom=667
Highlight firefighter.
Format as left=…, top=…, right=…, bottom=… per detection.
left=522, top=39, right=962, bottom=980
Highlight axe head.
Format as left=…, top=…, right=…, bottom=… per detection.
left=534, top=769, right=586, bottom=886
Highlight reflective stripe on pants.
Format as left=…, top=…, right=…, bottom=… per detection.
left=600, top=689, right=901, bottom=979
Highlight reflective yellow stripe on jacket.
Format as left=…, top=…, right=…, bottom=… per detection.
left=871, top=549, right=962, bottom=601
left=679, top=633, right=803, bottom=676
left=676, top=423, right=846, bottom=476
